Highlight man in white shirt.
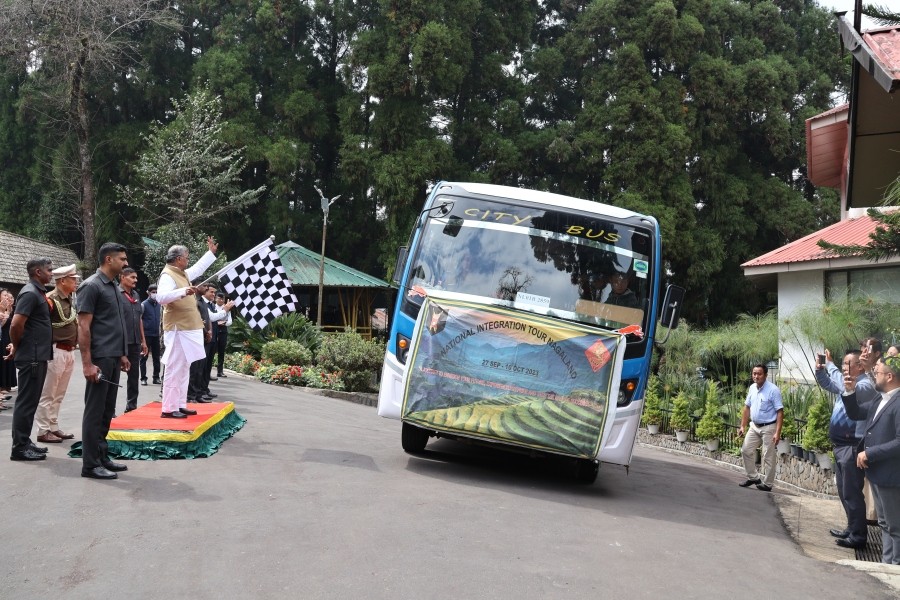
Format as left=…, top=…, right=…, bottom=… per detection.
left=155, top=237, right=218, bottom=418
left=213, top=292, right=233, bottom=378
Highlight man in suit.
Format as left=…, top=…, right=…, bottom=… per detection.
left=814, top=349, right=877, bottom=549
left=187, top=284, right=214, bottom=403
left=842, top=356, right=900, bottom=564
left=203, top=286, right=231, bottom=383
left=213, top=292, right=233, bottom=378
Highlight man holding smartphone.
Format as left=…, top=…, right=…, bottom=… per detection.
left=814, top=348, right=878, bottom=550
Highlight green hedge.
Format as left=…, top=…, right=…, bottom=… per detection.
left=316, top=332, right=385, bottom=392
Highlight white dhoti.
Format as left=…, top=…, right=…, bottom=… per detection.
left=161, top=329, right=205, bottom=413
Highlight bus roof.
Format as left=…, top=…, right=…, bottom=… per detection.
left=434, top=182, right=650, bottom=222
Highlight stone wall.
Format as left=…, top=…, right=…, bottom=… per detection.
left=637, top=429, right=837, bottom=498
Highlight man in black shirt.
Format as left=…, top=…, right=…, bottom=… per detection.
left=119, top=267, right=146, bottom=412
left=7, top=258, right=54, bottom=461
left=77, top=243, right=130, bottom=480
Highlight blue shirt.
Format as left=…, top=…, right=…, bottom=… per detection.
left=745, top=379, right=783, bottom=424
left=815, top=362, right=878, bottom=443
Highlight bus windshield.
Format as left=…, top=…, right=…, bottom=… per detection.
left=402, top=195, right=654, bottom=336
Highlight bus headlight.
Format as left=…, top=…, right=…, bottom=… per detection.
left=396, top=334, right=411, bottom=364
left=617, top=379, right=638, bottom=406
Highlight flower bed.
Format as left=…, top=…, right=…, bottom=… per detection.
left=226, top=353, right=344, bottom=391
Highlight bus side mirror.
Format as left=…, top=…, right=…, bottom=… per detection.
left=658, top=284, right=685, bottom=338
left=392, top=246, right=408, bottom=286
left=443, top=216, right=463, bottom=238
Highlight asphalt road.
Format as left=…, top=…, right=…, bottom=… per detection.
left=0, top=370, right=893, bottom=599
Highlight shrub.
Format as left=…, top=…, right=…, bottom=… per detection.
left=229, top=312, right=322, bottom=358
left=300, top=365, right=345, bottom=390
left=254, top=363, right=345, bottom=390
left=779, top=403, right=799, bottom=441
left=670, top=391, right=693, bottom=432
left=803, top=394, right=833, bottom=453
left=255, top=363, right=282, bottom=383
left=316, top=331, right=385, bottom=392
left=262, top=339, right=313, bottom=366
left=695, top=381, right=725, bottom=440
left=642, top=375, right=663, bottom=426
left=223, top=352, right=262, bottom=375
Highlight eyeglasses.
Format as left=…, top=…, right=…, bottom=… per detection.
left=873, top=370, right=891, bottom=377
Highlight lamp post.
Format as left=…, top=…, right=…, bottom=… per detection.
left=314, top=186, right=340, bottom=328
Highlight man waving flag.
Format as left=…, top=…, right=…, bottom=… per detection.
left=212, top=237, right=298, bottom=330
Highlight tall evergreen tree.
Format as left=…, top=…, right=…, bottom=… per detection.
left=0, top=0, right=177, bottom=267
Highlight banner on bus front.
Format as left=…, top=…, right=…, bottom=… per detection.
left=401, top=296, right=624, bottom=458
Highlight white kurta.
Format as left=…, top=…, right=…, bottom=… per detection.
left=156, top=250, right=216, bottom=412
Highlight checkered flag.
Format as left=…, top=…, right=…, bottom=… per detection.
left=214, top=238, right=297, bottom=330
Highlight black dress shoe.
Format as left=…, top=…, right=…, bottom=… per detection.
left=161, top=411, right=188, bottom=419
left=218, top=373, right=227, bottom=378
left=202, top=392, right=217, bottom=399
left=835, top=538, right=866, bottom=550
left=11, top=447, right=47, bottom=461
left=829, top=528, right=850, bottom=538
left=81, top=466, right=117, bottom=479
left=738, top=478, right=762, bottom=487
left=195, top=397, right=212, bottom=403
left=29, top=443, right=49, bottom=454
left=179, top=407, right=197, bottom=415
left=101, top=460, right=128, bottom=472
left=152, top=378, right=161, bottom=385
left=756, top=483, right=773, bottom=492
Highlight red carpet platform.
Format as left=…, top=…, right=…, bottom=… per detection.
left=68, top=401, right=246, bottom=460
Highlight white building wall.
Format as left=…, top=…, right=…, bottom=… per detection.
left=777, top=270, right=824, bottom=383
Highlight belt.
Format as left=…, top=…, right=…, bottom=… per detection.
left=753, top=420, right=776, bottom=427
left=55, top=342, right=75, bottom=352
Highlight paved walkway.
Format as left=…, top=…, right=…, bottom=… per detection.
left=639, top=441, right=900, bottom=592
left=775, top=493, right=900, bottom=591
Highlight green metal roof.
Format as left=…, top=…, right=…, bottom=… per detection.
left=276, top=241, right=390, bottom=289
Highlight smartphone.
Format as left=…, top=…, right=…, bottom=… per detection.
left=816, top=353, right=825, bottom=366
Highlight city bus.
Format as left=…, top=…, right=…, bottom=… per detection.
left=377, top=182, right=683, bottom=482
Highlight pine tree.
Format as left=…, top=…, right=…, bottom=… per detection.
left=117, top=86, right=265, bottom=275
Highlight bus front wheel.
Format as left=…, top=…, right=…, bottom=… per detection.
left=573, top=459, right=599, bottom=484
left=402, top=423, right=430, bottom=453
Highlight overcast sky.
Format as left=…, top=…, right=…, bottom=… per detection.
left=822, top=0, right=900, bottom=28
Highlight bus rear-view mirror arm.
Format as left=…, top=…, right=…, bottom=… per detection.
left=656, top=284, right=685, bottom=345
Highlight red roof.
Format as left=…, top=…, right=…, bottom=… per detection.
left=863, top=26, right=900, bottom=81
left=741, top=214, right=880, bottom=268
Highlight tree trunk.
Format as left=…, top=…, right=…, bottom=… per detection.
left=71, top=41, right=97, bottom=269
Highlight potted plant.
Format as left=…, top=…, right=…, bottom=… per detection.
left=803, top=396, right=834, bottom=470
left=671, top=390, right=692, bottom=442
left=642, top=376, right=663, bottom=435
left=778, top=404, right=798, bottom=456
left=695, top=381, right=725, bottom=451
